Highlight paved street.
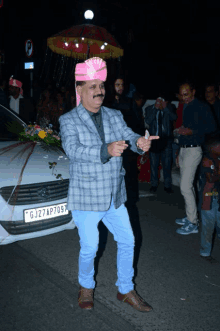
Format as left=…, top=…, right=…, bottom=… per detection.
left=1, top=182, right=220, bottom=331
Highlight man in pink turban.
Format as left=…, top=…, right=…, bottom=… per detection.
left=59, top=57, right=159, bottom=312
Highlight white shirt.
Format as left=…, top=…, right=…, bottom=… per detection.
left=9, top=95, right=23, bottom=114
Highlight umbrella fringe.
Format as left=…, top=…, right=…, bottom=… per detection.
left=44, top=49, right=53, bottom=84
left=39, top=46, right=49, bottom=81
left=62, top=57, right=69, bottom=87
left=53, top=53, right=61, bottom=81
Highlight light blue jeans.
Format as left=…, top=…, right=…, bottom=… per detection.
left=71, top=197, right=135, bottom=294
left=200, top=197, right=220, bottom=256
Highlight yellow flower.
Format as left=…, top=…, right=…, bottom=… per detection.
left=38, top=130, right=47, bottom=139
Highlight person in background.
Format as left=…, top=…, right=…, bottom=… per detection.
left=175, top=80, right=216, bottom=235
left=8, top=76, right=24, bottom=114
left=172, top=92, right=184, bottom=165
left=145, top=93, right=177, bottom=194
left=204, top=83, right=220, bottom=133
left=111, top=76, right=141, bottom=224
left=50, top=90, right=66, bottom=131
left=110, top=78, right=146, bottom=275
left=132, top=91, right=146, bottom=136
left=111, top=76, right=131, bottom=109
left=126, top=83, right=136, bottom=99
left=111, top=76, right=142, bottom=134
left=198, top=136, right=220, bottom=263
left=36, top=89, right=52, bottom=125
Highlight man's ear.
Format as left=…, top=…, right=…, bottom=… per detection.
left=192, top=89, right=196, bottom=96
left=76, top=86, right=82, bottom=98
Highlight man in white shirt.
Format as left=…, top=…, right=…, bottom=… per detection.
left=8, top=77, right=23, bottom=114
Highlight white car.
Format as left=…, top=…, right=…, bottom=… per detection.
left=0, top=104, right=75, bottom=245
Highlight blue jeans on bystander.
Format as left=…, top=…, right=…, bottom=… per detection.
left=200, top=197, right=220, bottom=256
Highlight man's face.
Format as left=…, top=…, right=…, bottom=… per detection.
left=9, top=86, right=20, bottom=98
left=114, top=79, right=124, bottom=95
left=205, top=86, right=217, bottom=104
left=77, top=79, right=105, bottom=112
left=179, top=84, right=195, bottom=104
left=155, top=97, right=164, bottom=109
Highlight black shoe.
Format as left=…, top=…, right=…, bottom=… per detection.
left=150, top=186, right=157, bottom=193
left=164, top=187, right=173, bottom=194
left=200, top=256, right=219, bottom=264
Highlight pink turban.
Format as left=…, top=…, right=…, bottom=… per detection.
left=75, top=57, right=107, bottom=106
left=9, top=76, right=23, bottom=96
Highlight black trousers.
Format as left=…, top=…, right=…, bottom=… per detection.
left=149, top=140, right=172, bottom=188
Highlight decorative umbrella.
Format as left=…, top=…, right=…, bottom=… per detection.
left=47, top=24, right=123, bottom=60
left=41, top=24, right=123, bottom=87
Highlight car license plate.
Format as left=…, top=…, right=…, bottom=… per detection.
left=24, top=203, right=68, bottom=223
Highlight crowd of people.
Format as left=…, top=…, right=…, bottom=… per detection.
left=142, top=80, right=220, bottom=263
left=0, top=58, right=220, bottom=314
left=0, top=72, right=220, bottom=266
left=174, top=81, right=220, bottom=263
left=60, top=56, right=220, bottom=312
left=0, top=77, right=76, bottom=131
left=59, top=57, right=156, bottom=312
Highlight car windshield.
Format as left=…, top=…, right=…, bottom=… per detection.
left=0, top=104, right=27, bottom=141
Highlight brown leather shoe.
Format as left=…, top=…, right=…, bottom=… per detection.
left=78, top=286, right=94, bottom=310
left=117, top=290, right=153, bottom=312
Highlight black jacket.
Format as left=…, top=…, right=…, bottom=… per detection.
left=145, top=103, right=177, bottom=138
left=206, top=98, right=220, bottom=132
left=179, top=98, right=216, bottom=146
left=112, top=95, right=141, bottom=133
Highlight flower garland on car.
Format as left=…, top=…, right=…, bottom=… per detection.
left=2, top=117, right=65, bottom=175
left=0, top=118, right=66, bottom=220
left=6, top=117, right=62, bottom=151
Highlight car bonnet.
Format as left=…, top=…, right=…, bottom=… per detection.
left=0, top=141, right=70, bottom=187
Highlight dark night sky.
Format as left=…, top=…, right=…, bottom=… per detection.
left=1, top=0, right=220, bottom=98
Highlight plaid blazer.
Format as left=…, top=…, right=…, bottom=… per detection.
left=59, top=103, right=143, bottom=211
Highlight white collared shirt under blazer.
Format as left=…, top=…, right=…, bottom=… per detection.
left=59, top=103, right=144, bottom=211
